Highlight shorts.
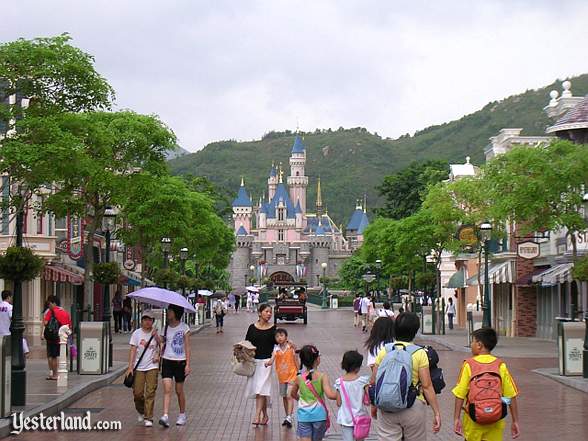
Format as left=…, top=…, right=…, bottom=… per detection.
left=278, top=382, right=291, bottom=397
left=161, top=358, right=187, bottom=383
left=297, top=420, right=327, bottom=441
left=341, top=425, right=355, bottom=441
left=46, top=342, right=60, bottom=358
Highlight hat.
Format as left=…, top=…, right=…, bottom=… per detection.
left=141, top=310, right=155, bottom=320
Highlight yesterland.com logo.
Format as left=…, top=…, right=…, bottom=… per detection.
left=10, top=411, right=122, bottom=434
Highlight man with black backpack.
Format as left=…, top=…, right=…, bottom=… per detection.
left=42, top=295, right=71, bottom=380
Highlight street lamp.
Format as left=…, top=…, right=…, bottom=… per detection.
left=479, top=221, right=492, bottom=328
left=582, top=193, right=588, bottom=378
left=161, top=237, right=172, bottom=271
left=321, top=262, right=328, bottom=309
left=249, top=265, right=256, bottom=285
left=375, top=259, right=382, bottom=301
left=102, top=206, right=117, bottom=368
left=180, top=247, right=188, bottom=297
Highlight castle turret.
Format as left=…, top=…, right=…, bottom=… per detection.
left=232, top=177, right=252, bottom=233
left=268, top=162, right=278, bottom=201
left=346, top=199, right=370, bottom=250
left=288, top=135, right=308, bottom=213
left=295, top=199, right=303, bottom=230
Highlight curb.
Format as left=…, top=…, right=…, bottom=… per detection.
left=533, top=368, right=588, bottom=394
left=0, top=323, right=209, bottom=438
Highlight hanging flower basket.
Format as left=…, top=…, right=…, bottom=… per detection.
left=572, top=255, right=588, bottom=282
left=93, top=262, right=121, bottom=285
left=176, top=275, right=192, bottom=290
left=0, top=246, right=44, bottom=281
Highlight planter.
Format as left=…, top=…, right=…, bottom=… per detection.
left=0, top=246, right=44, bottom=281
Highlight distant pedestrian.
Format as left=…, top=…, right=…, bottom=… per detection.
left=245, top=303, right=276, bottom=426
left=246, top=292, right=253, bottom=312
left=446, top=297, right=456, bottom=330
left=377, top=302, right=394, bottom=318
left=228, top=293, right=236, bottom=312
left=159, top=305, right=191, bottom=428
left=127, top=310, right=160, bottom=427
left=234, top=294, right=241, bottom=314
left=112, top=291, right=123, bottom=333
left=352, top=294, right=361, bottom=328
left=290, top=345, right=337, bottom=441
left=335, top=350, right=371, bottom=441
left=264, top=328, right=299, bottom=428
left=0, top=290, right=13, bottom=337
left=367, top=297, right=376, bottom=332
left=253, top=292, right=260, bottom=310
left=359, top=295, right=370, bottom=333
left=42, top=295, right=71, bottom=381
left=453, top=327, right=520, bottom=441
left=122, top=296, right=132, bottom=333
left=213, top=297, right=227, bottom=333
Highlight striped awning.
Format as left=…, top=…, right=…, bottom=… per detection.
left=467, top=261, right=514, bottom=286
left=531, top=263, right=574, bottom=286
left=445, top=269, right=466, bottom=288
left=43, top=264, right=84, bottom=285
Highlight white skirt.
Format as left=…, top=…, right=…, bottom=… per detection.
left=246, top=359, right=272, bottom=397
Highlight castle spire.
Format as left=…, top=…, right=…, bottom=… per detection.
left=363, top=193, right=367, bottom=213
left=316, top=177, right=323, bottom=216
left=240, top=176, right=244, bottom=186
left=279, top=162, right=284, bottom=183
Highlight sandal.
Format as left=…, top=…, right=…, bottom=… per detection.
left=259, top=416, right=269, bottom=426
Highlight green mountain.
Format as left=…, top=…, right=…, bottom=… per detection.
left=168, top=74, right=588, bottom=224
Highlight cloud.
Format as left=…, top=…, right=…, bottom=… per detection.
left=2, top=0, right=588, bottom=151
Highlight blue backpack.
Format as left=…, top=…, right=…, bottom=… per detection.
left=375, top=343, right=421, bottom=412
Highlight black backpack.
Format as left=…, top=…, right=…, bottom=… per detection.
left=423, top=345, right=446, bottom=394
left=43, top=310, right=60, bottom=341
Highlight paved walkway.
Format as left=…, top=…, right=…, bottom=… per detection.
left=8, top=309, right=588, bottom=440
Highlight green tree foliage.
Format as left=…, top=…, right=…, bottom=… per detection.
left=376, top=160, right=449, bottom=219
left=338, top=254, right=368, bottom=291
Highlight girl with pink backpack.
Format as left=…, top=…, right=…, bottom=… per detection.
left=335, top=351, right=372, bottom=441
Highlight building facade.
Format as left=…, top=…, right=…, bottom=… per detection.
left=229, top=136, right=369, bottom=289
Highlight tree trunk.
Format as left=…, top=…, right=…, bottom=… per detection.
left=83, top=219, right=97, bottom=316
left=477, top=248, right=483, bottom=304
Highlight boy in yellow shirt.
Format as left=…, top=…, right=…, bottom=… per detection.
left=453, top=327, right=521, bottom=441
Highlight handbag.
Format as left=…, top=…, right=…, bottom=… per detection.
left=303, top=372, right=331, bottom=431
left=339, top=377, right=372, bottom=440
left=124, top=333, right=156, bottom=388
left=231, top=356, right=256, bottom=377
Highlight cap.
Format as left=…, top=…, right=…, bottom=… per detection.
left=141, top=310, right=155, bottom=320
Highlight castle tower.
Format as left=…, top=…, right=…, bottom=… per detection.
left=287, top=136, right=308, bottom=213
left=310, top=226, right=331, bottom=287
left=232, top=177, right=252, bottom=234
left=268, top=162, right=278, bottom=201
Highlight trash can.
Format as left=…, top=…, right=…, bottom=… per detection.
left=330, top=295, right=338, bottom=309
left=557, top=318, right=584, bottom=376
left=0, top=336, right=10, bottom=417
left=79, top=322, right=108, bottom=375
left=421, top=306, right=433, bottom=334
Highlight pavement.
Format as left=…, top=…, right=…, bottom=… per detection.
left=4, top=309, right=588, bottom=440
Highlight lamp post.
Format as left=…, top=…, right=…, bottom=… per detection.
left=479, top=221, right=492, bottom=328
left=161, top=237, right=171, bottom=272
left=375, top=259, right=382, bottom=301
left=180, top=247, right=188, bottom=297
left=102, top=206, right=117, bottom=368
left=321, top=262, right=328, bottom=309
left=249, top=265, right=256, bottom=286
left=583, top=193, right=588, bottom=378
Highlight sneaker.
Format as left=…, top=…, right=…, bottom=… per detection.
left=285, top=415, right=293, bottom=428
left=137, top=415, right=145, bottom=424
left=159, top=415, right=170, bottom=428
left=176, top=414, right=187, bottom=426
left=281, top=417, right=288, bottom=427
left=144, top=420, right=153, bottom=427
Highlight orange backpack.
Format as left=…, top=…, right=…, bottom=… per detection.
left=466, top=358, right=507, bottom=425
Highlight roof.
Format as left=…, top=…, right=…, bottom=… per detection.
left=236, top=225, right=248, bottom=236
left=546, top=95, right=588, bottom=133
left=304, top=215, right=337, bottom=234
left=315, top=224, right=325, bottom=235
left=346, top=208, right=369, bottom=234
left=444, top=269, right=466, bottom=288
left=291, top=135, right=305, bottom=154
left=232, top=184, right=252, bottom=207
left=295, top=200, right=302, bottom=214
left=269, top=164, right=277, bottom=177
left=266, top=183, right=295, bottom=218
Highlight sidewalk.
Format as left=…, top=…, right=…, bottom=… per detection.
left=0, top=323, right=208, bottom=438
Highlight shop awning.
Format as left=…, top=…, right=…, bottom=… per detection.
left=121, top=270, right=143, bottom=286
left=445, top=269, right=466, bottom=288
left=467, top=261, right=514, bottom=286
left=43, top=264, right=84, bottom=285
left=531, top=263, right=574, bottom=286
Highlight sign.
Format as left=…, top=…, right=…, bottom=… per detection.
left=565, top=338, right=584, bottom=374
left=123, top=246, right=136, bottom=270
left=270, top=271, right=295, bottom=285
left=362, top=273, right=376, bottom=283
left=457, top=225, right=478, bottom=247
left=517, top=241, right=540, bottom=260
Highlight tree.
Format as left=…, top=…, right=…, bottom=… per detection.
left=376, top=160, right=449, bottom=219
left=338, top=254, right=368, bottom=291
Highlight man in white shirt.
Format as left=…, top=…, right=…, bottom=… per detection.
left=360, top=294, right=371, bottom=332
left=0, top=291, right=13, bottom=336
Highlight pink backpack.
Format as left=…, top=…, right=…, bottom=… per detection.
left=339, top=378, right=371, bottom=440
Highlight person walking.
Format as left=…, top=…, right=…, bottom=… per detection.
left=245, top=304, right=276, bottom=426
left=213, top=296, right=227, bottom=333
left=360, top=295, right=370, bottom=333
left=112, top=291, right=123, bottom=333
left=253, top=291, right=260, bottom=311
left=159, top=305, right=191, bottom=428
left=122, top=295, right=132, bottom=333
left=446, top=297, right=456, bottom=330
left=0, top=290, right=13, bottom=337
left=377, top=301, right=394, bottom=318
left=228, top=292, right=236, bottom=313
left=352, top=294, right=361, bottom=328
left=127, top=310, right=160, bottom=427
left=365, top=316, right=395, bottom=419
left=234, top=293, right=241, bottom=314
left=246, top=291, right=253, bottom=312
left=42, top=295, right=71, bottom=380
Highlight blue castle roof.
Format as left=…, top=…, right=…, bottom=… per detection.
left=270, top=165, right=277, bottom=177
left=266, top=183, right=296, bottom=218
left=236, top=225, right=248, bottom=236
left=304, top=216, right=333, bottom=234
left=346, top=208, right=369, bottom=234
left=295, top=200, right=302, bottom=214
left=232, top=183, right=252, bottom=207
left=291, top=135, right=305, bottom=154
left=315, top=224, right=325, bottom=235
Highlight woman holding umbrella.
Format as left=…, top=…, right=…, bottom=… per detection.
left=245, top=303, right=276, bottom=426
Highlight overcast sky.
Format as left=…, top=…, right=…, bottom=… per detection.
left=3, top=1, right=588, bottom=152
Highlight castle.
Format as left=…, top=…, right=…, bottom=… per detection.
left=229, top=135, right=369, bottom=289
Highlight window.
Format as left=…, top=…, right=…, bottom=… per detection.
left=278, top=229, right=284, bottom=241
left=36, top=214, right=43, bottom=234
left=278, top=208, right=284, bottom=221
left=296, top=171, right=300, bottom=176
left=55, top=217, right=67, bottom=242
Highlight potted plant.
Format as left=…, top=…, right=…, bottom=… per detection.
left=93, top=262, right=121, bottom=285
left=0, top=246, right=44, bottom=282
left=572, top=255, right=588, bottom=281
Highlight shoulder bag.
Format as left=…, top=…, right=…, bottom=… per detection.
left=124, top=332, right=156, bottom=388
left=303, top=372, right=331, bottom=430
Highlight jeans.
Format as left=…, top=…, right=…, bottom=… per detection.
left=113, top=311, right=123, bottom=333
left=215, top=314, right=224, bottom=328
left=123, top=312, right=132, bottom=332
left=448, top=313, right=454, bottom=330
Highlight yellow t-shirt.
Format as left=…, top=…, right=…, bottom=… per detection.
left=374, top=341, right=429, bottom=401
left=452, top=354, right=519, bottom=441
